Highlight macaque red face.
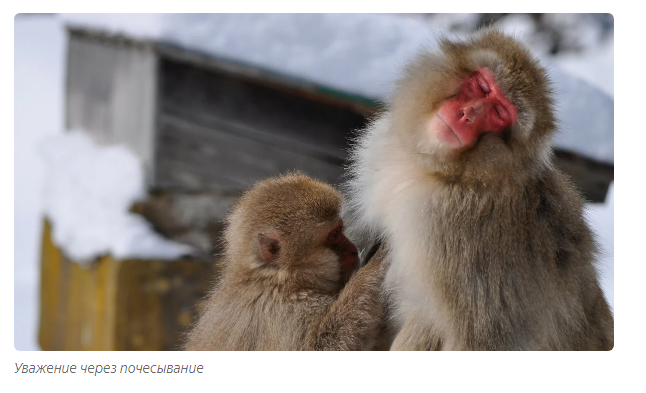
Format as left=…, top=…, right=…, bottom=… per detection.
left=431, top=67, right=517, bottom=149
left=325, top=220, right=360, bottom=283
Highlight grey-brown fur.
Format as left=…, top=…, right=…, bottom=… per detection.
left=343, top=30, right=613, bottom=350
left=184, top=173, right=385, bottom=350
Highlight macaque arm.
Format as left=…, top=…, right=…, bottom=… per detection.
left=314, top=247, right=387, bottom=350
left=391, top=313, right=443, bottom=351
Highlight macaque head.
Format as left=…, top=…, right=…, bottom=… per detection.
left=391, top=30, right=556, bottom=183
left=225, top=173, right=360, bottom=288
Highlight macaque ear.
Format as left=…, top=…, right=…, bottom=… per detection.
left=258, top=231, right=281, bottom=264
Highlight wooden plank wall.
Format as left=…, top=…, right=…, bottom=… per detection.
left=154, top=59, right=368, bottom=191
left=66, top=32, right=158, bottom=186
left=554, top=150, right=614, bottom=203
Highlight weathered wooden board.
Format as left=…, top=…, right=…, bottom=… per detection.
left=159, top=59, right=367, bottom=156
left=155, top=59, right=367, bottom=190
left=553, top=150, right=614, bottom=203
left=155, top=113, right=347, bottom=190
left=132, top=191, right=239, bottom=254
left=38, top=220, right=216, bottom=351
left=65, top=32, right=158, bottom=185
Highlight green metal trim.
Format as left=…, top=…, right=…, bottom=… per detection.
left=315, top=86, right=381, bottom=108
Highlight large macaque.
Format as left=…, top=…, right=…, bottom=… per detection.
left=184, top=173, right=385, bottom=351
left=344, top=30, right=614, bottom=350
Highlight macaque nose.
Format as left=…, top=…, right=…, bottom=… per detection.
left=460, top=102, right=483, bottom=123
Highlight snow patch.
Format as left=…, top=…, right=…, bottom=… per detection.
left=40, top=132, right=193, bottom=263
left=585, top=183, right=614, bottom=310
left=554, top=33, right=614, bottom=98
left=549, top=66, right=614, bottom=161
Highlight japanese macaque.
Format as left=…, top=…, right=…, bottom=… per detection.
left=184, top=173, right=386, bottom=351
left=343, top=30, right=614, bottom=350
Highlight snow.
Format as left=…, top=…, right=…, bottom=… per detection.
left=14, top=14, right=614, bottom=351
left=549, top=67, right=614, bottom=162
left=586, top=183, right=615, bottom=311
left=59, top=13, right=614, bottom=164
left=423, top=13, right=482, bottom=34
left=553, top=33, right=614, bottom=98
left=41, top=132, right=194, bottom=263
left=495, top=14, right=544, bottom=51
left=14, top=15, right=66, bottom=351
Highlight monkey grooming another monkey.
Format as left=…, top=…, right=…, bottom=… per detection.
left=184, top=173, right=385, bottom=351
left=344, top=30, right=613, bottom=350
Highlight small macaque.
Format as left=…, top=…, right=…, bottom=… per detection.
left=344, top=30, right=614, bottom=350
left=184, top=173, right=385, bottom=350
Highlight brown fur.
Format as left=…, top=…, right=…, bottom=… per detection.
left=184, top=173, right=386, bottom=351
left=344, top=30, right=613, bottom=350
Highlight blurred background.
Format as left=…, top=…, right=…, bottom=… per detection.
left=15, top=13, right=614, bottom=351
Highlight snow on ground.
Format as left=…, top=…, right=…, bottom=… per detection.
left=60, top=13, right=614, bottom=164
left=15, top=14, right=614, bottom=351
left=41, top=132, right=193, bottom=263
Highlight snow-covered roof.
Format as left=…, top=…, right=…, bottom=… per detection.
left=60, top=13, right=613, bottom=164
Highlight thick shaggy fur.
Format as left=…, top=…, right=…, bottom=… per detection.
left=184, top=174, right=385, bottom=351
left=343, top=30, right=613, bottom=350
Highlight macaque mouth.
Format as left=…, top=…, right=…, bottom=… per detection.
left=326, top=220, right=360, bottom=279
left=333, top=237, right=352, bottom=253
left=435, top=114, right=464, bottom=147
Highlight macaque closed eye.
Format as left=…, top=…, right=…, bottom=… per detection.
left=494, top=106, right=502, bottom=119
left=477, top=78, right=490, bottom=95
left=326, top=221, right=344, bottom=244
